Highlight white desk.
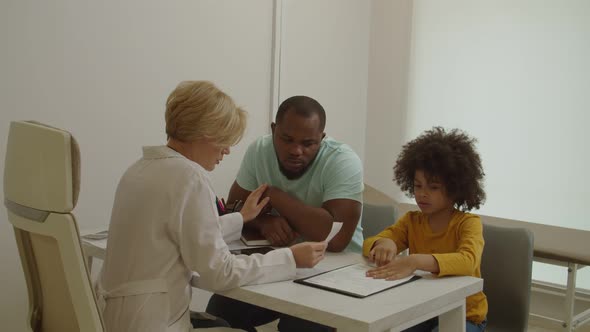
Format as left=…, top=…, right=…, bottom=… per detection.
left=81, top=237, right=482, bottom=332
left=79, top=230, right=107, bottom=274
left=218, top=252, right=481, bottom=332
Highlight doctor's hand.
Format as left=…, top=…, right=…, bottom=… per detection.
left=290, top=241, right=327, bottom=268
left=240, top=184, right=271, bottom=222
left=368, top=238, right=397, bottom=267
left=259, top=215, right=298, bottom=246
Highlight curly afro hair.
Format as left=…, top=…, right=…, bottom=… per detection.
left=394, top=127, right=486, bottom=211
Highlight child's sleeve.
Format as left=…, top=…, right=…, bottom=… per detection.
left=362, top=212, right=411, bottom=257
left=433, top=216, right=484, bottom=277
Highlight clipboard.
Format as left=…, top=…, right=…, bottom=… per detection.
left=293, top=263, right=421, bottom=298
left=230, top=246, right=274, bottom=255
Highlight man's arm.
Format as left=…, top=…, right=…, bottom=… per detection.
left=228, top=181, right=275, bottom=220
left=227, top=180, right=251, bottom=205
left=265, top=186, right=361, bottom=252
left=228, top=181, right=298, bottom=246
left=229, top=181, right=362, bottom=251
left=227, top=181, right=267, bottom=230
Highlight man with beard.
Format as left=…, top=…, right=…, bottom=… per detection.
left=206, top=95, right=363, bottom=332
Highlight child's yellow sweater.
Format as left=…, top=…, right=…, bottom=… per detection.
left=363, top=210, right=488, bottom=324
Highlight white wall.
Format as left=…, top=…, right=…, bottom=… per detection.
left=364, top=0, right=412, bottom=198
left=0, top=0, right=275, bottom=329
left=7, top=0, right=585, bottom=327
left=279, top=0, right=370, bottom=159
left=1, top=0, right=373, bottom=329
left=366, top=0, right=590, bottom=288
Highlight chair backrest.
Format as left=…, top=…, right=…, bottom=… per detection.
left=361, top=203, right=396, bottom=238
left=481, top=223, right=534, bottom=332
left=3, top=121, right=104, bottom=332
left=361, top=184, right=396, bottom=238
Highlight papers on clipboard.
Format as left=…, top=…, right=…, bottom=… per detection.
left=294, top=263, right=421, bottom=298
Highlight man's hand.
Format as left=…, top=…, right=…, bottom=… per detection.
left=368, top=238, right=397, bottom=267
left=258, top=215, right=299, bottom=246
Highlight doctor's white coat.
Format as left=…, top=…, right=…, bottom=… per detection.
left=97, top=146, right=296, bottom=332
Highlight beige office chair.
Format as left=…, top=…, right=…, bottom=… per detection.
left=3, top=121, right=104, bottom=331
left=481, top=223, right=534, bottom=332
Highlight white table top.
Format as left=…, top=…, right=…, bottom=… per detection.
left=81, top=232, right=482, bottom=332
left=217, top=252, right=482, bottom=332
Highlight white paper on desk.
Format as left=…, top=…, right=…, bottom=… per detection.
left=300, top=263, right=415, bottom=297
left=325, top=222, right=342, bottom=243
left=81, top=230, right=109, bottom=240
left=83, top=237, right=108, bottom=249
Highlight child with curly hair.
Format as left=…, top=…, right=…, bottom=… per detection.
left=363, top=127, right=487, bottom=332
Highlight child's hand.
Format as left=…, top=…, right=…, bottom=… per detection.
left=240, top=184, right=271, bottom=222
left=369, top=238, right=396, bottom=267
left=366, top=256, right=416, bottom=281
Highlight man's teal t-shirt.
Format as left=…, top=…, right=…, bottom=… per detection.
left=236, top=135, right=364, bottom=252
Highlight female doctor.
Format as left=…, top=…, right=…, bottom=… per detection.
left=97, top=81, right=327, bottom=332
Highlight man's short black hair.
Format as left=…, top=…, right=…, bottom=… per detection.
left=275, top=96, right=326, bottom=131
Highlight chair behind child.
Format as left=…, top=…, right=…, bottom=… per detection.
left=481, top=223, right=534, bottom=331
left=361, top=203, right=396, bottom=238
left=362, top=184, right=397, bottom=238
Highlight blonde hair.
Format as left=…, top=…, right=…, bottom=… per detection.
left=165, top=81, right=247, bottom=146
